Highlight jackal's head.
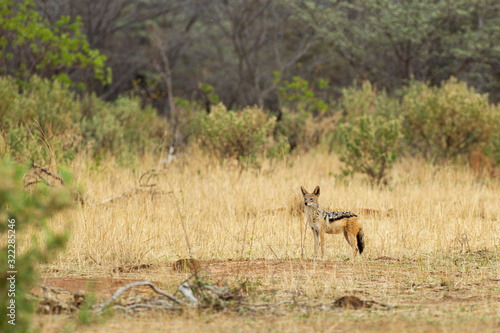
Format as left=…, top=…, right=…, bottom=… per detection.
left=300, top=185, right=320, bottom=209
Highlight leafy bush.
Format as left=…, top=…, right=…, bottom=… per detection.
left=0, top=0, right=110, bottom=88
left=482, top=115, right=500, bottom=167
left=0, top=76, right=83, bottom=162
left=273, top=73, right=336, bottom=151
left=401, top=77, right=499, bottom=160
left=193, top=104, right=276, bottom=168
left=80, top=95, right=169, bottom=156
left=273, top=108, right=336, bottom=152
left=274, top=72, right=329, bottom=115
left=338, top=81, right=401, bottom=120
left=330, top=81, right=402, bottom=185
left=273, top=108, right=311, bottom=151
left=0, top=159, right=73, bottom=333
left=0, top=76, right=169, bottom=162
left=337, top=115, right=402, bottom=186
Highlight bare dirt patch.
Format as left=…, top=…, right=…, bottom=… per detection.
left=37, top=277, right=139, bottom=296
left=33, top=257, right=500, bottom=332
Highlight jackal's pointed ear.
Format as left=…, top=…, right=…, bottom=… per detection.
left=313, top=186, right=320, bottom=196
left=300, top=186, right=308, bottom=196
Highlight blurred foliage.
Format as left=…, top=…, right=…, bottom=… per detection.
left=335, top=107, right=402, bottom=186
left=333, top=78, right=500, bottom=184
left=338, top=81, right=401, bottom=120
left=192, top=104, right=276, bottom=169
left=0, top=0, right=111, bottom=89
left=291, top=0, right=500, bottom=103
left=332, top=81, right=402, bottom=185
left=401, top=77, right=499, bottom=161
left=1, top=71, right=498, bottom=174
left=0, top=76, right=169, bottom=163
left=0, top=158, right=74, bottom=333
left=486, top=131, right=500, bottom=165
left=273, top=72, right=336, bottom=151
left=3, top=0, right=499, bottom=106
left=274, top=72, right=329, bottom=115
left=80, top=95, right=168, bottom=156
left=273, top=109, right=311, bottom=152
left=201, top=83, right=221, bottom=106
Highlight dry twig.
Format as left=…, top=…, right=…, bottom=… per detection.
left=95, top=281, right=187, bottom=315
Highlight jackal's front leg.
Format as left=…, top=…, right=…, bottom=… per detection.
left=320, top=225, right=325, bottom=260
left=311, top=227, right=319, bottom=259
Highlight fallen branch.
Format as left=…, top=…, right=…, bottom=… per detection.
left=178, top=282, right=198, bottom=305
left=95, top=272, right=245, bottom=316
left=95, top=281, right=187, bottom=314
left=23, top=162, right=85, bottom=205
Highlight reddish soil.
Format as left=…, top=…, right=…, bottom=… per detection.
left=33, top=257, right=500, bottom=333
left=37, top=276, right=139, bottom=297
left=37, top=258, right=500, bottom=307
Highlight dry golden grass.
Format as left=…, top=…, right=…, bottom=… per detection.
left=32, top=150, right=500, bottom=332
left=44, top=150, right=500, bottom=264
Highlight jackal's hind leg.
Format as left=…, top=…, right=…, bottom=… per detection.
left=343, top=229, right=358, bottom=259
left=343, top=229, right=350, bottom=246
left=348, top=234, right=358, bottom=259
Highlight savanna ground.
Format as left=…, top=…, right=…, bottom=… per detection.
left=29, top=151, right=500, bottom=332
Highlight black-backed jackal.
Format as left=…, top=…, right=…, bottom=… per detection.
left=300, top=185, right=365, bottom=260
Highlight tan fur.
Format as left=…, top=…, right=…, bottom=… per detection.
left=300, top=185, right=365, bottom=260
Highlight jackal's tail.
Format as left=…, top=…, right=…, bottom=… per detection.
left=357, top=229, right=365, bottom=255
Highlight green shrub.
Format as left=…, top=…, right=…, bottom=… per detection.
left=0, top=76, right=169, bottom=162
left=0, top=158, right=73, bottom=333
left=337, top=115, right=402, bottom=186
left=273, top=73, right=336, bottom=151
left=338, top=81, right=401, bottom=120
left=80, top=95, right=169, bottom=156
left=193, top=104, right=276, bottom=168
left=273, top=108, right=336, bottom=152
left=330, top=81, right=402, bottom=185
left=273, top=108, right=310, bottom=151
left=401, top=77, right=498, bottom=160
left=0, top=0, right=110, bottom=87
left=0, top=76, right=82, bottom=162
left=274, top=72, right=329, bottom=115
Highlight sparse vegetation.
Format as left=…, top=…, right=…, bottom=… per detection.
left=29, top=152, right=500, bottom=332
left=3, top=2, right=500, bottom=332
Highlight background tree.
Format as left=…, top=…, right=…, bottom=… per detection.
left=290, top=0, right=500, bottom=101
left=202, top=0, right=314, bottom=109
left=33, top=0, right=189, bottom=99
left=0, top=0, right=110, bottom=89
left=4, top=0, right=499, bottom=105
